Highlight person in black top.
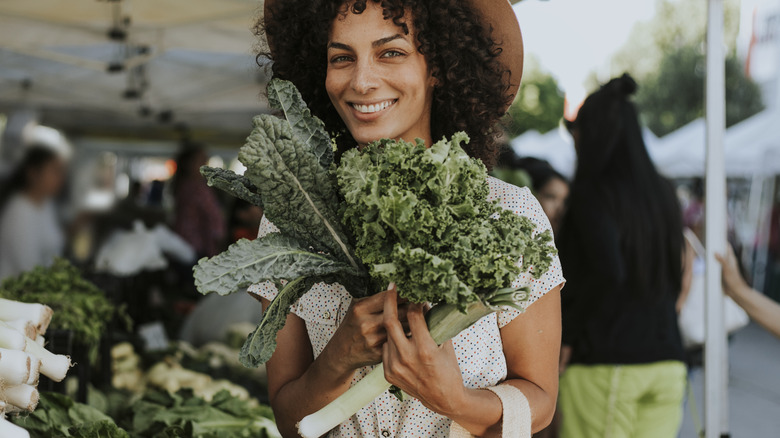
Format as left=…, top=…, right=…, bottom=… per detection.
left=557, top=74, right=687, bottom=438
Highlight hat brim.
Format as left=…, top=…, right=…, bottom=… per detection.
left=264, top=0, right=523, bottom=113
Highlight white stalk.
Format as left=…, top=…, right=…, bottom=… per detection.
left=25, top=358, right=41, bottom=386
left=34, top=336, right=45, bottom=347
left=298, top=301, right=495, bottom=438
left=0, top=326, right=26, bottom=351
left=3, top=321, right=36, bottom=340
left=0, top=321, right=70, bottom=382
left=0, top=299, right=52, bottom=335
left=0, top=348, right=31, bottom=386
left=2, top=384, right=39, bottom=411
left=0, top=416, right=31, bottom=438
left=23, top=337, right=70, bottom=382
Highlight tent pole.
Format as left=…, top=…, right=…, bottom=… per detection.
left=705, top=0, right=729, bottom=437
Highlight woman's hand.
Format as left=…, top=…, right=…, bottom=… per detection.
left=381, top=285, right=467, bottom=417
left=325, top=287, right=410, bottom=373
left=715, top=245, right=750, bottom=299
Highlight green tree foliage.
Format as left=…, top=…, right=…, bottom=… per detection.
left=611, top=0, right=763, bottom=137
left=634, top=45, right=764, bottom=136
left=504, top=57, right=565, bottom=138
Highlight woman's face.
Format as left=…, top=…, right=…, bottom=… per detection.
left=28, top=158, right=66, bottom=198
left=326, top=2, right=435, bottom=147
left=537, top=177, right=569, bottom=233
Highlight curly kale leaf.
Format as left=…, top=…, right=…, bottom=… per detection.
left=200, top=166, right=263, bottom=207
left=193, top=234, right=361, bottom=296
left=266, top=78, right=333, bottom=169
left=337, top=132, right=556, bottom=311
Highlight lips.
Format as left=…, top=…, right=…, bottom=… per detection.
left=350, top=99, right=397, bottom=114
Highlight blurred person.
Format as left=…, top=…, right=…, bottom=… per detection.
left=717, top=245, right=780, bottom=339
left=171, top=144, right=225, bottom=258
left=557, top=74, right=686, bottom=438
left=228, top=198, right=263, bottom=243
left=516, top=157, right=569, bottom=234
left=0, top=145, right=67, bottom=281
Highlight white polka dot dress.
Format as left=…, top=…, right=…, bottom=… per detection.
left=248, top=176, right=565, bottom=437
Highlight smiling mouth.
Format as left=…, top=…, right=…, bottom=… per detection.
left=350, top=99, right=397, bottom=114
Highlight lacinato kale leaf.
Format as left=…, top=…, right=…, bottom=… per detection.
left=193, top=234, right=361, bottom=296
left=266, top=79, right=333, bottom=169
left=239, top=113, right=359, bottom=270
left=200, top=166, right=263, bottom=207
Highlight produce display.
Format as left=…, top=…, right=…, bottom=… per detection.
left=0, top=298, right=73, bottom=438
left=12, top=389, right=280, bottom=438
left=194, top=79, right=556, bottom=436
left=0, top=259, right=128, bottom=363
left=110, top=342, right=257, bottom=402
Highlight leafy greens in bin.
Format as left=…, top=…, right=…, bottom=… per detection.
left=194, top=79, right=556, bottom=373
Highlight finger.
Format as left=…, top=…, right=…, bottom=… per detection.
left=383, top=284, right=411, bottom=349
left=408, top=303, right=436, bottom=347
left=354, top=289, right=389, bottom=314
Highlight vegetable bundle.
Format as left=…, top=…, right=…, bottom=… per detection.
left=0, top=298, right=73, bottom=438
left=194, top=79, right=555, bottom=436
left=0, top=259, right=127, bottom=363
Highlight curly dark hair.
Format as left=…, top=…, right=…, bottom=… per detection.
left=256, top=0, right=512, bottom=168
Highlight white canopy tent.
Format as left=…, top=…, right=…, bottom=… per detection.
left=0, top=0, right=270, bottom=147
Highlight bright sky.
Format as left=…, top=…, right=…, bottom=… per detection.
left=513, top=0, right=657, bottom=105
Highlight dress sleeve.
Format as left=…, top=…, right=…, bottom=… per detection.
left=492, top=182, right=565, bottom=328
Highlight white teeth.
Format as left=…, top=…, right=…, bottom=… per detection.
left=352, top=100, right=394, bottom=114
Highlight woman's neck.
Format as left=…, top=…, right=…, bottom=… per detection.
left=23, top=188, right=48, bottom=205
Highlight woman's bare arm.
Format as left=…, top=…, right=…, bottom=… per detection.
left=381, top=284, right=563, bottom=436
left=717, top=248, right=780, bottom=339
left=261, top=292, right=391, bottom=437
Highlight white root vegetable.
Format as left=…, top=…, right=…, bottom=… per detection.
left=0, top=348, right=31, bottom=386
left=0, top=399, right=6, bottom=414
left=0, top=321, right=71, bottom=382
left=0, top=299, right=52, bottom=335
left=3, top=320, right=36, bottom=340
left=23, top=338, right=70, bottom=382
left=0, top=416, right=31, bottom=438
left=25, top=358, right=41, bottom=386
left=34, top=336, right=45, bottom=347
left=2, top=384, right=39, bottom=411
left=0, top=326, right=26, bottom=351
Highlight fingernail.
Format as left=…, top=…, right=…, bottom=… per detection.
left=388, top=282, right=396, bottom=290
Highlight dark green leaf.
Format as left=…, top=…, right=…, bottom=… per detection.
left=239, top=276, right=315, bottom=367
left=200, top=166, right=263, bottom=207
left=193, top=234, right=360, bottom=296
left=266, top=78, right=333, bottom=169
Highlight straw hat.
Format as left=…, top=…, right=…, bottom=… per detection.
left=263, top=0, right=524, bottom=112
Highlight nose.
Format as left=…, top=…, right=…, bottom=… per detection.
left=351, top=58, right=379, bottom=95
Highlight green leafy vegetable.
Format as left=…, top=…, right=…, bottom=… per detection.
left=193, top=235, right=360, bottom=297
left=238, top=114, right=358, bottom=269
left=0, top=259, right=129, bottom=363
left=337, top=133, right=554, bottom=310
left=265, top=79, right=333, bottom=168
left=200, top=167, right=263, bottom=207
left=10, top=392, right=129, bottom=438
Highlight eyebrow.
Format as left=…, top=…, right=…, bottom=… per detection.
left=327, top=34, right=406, bottom=51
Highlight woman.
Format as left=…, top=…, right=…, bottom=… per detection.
left=252, top=1, right=565, bottom=436
left=0, top=145, right=66, bottom=281
left=557, top=75, right=686, bottom=438
left=172, top=144, right=225, bottom=258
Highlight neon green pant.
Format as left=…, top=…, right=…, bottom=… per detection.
left=559, top=361, right=686, bottom=438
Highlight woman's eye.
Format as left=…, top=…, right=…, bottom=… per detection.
left=381, top=50, right=405, bottom=59
left=330, top=55, right=352, bottom=64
